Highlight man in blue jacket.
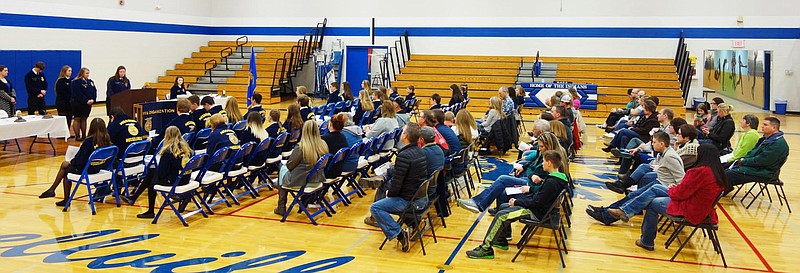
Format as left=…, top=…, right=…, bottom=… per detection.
left=25, top=62, right=47, bottom=115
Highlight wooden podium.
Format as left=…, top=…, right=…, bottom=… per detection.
left=109, top=88, right=156, bottom=118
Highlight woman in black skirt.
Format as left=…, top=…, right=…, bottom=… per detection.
left=55, top=65, right=73, bottom=133
left=71, top=68, right=97, bottom=141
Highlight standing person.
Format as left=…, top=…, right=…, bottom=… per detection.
left=274, top=120, right=329, bottom=215
left=327, top=81, right=342, bottom=104
left=38, top=118, right=113, bottom=205
left=121, top=126, right=194, bottom=218
left=169, top=76, right=189, bottom=99
left=54, top=66, right=73, bottom=130
left=0, top=65, right=17, bottom=117
left=71, top=68, right=97, bottom=141
left=341, top=81, right=355, bottom=101
left=106, top=66, right=131, bottom=114
left=369, top=123, right=428, bottom=251
left=25, top=61, right=48, bottom=115
left=449, top=84, right=466, bottom=106
left=224, top=96, right=244, bottom=124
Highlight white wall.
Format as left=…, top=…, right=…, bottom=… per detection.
left=1, top=0, right=212, bottom=102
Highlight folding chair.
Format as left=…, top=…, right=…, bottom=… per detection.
left=426, top=169, right=448, bottom=228
left=445, top=148, right=472, bottom=199
left=330, top=101, right=345, bottom=117
left=282, top=129, right=301, bottom=157
left=323, top=102, right=336, bottom=118
left=341, top=141, right=367, bottom=200
left=322, top=147, right=351, bottom=210
left=152, top=154, right=210, bottom=226
left=735, top=159, right=791, bottom=213
left=227, top=142, right=258, bottom=200
left=280, top=154, right=333, bottom=225
left=468, top=138, right=483, bottom=181
left=314, top=105, right=326, bottom=117
left=62, top=146, right=120, bottom=215
left=664, top=192, right=727, bottom=267
left=193, top=147, right=231, bottom=213
left=319, top=119, right=330, bottom=135
left=378, top=178, right=438, bottom=255
left=514, top=105, right=525, bottom=134
left=193, top=128, right=212, bottom=151
left=182, top=131, right=195, bottom=145
left=358, top=110, right=374, bottom=127
left=245, top=137, right=274, bottom=192
left=116, top=140, right=151, bottom=198
left=512, top=190, right=568, bottom=267
left=232, top=120, right=247, bottom=132
left=408, top=99, right=420, bottom=122
left=261, top=132, right=289, bottom=187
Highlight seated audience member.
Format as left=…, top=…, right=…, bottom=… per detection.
left=706, top=97, right=725, bottom=130
left=498, top=87, right=515, bottom=117
left=478, top=97, right=504, bottom=136
left=321, top=114, right=348, bottom=178
left=694, top=102, right=711, bottom=130
left=418, top=110, right=449, bottom=154
left=601, top=88, right=639, bottom=130
left=514, top=86, right=527, bottom=107
left=615, top=109, right=678, bottom=175
left=297, top=94, right=314, bottom=121
left=558, top=95, right=575, bottom=125
left=274, top=120, right=330, bottom=215
left=430, top=93, right=442, bottom=110
left=465, top=150, right=568, bottom=259
left=453, top=110, right=479, bottom=147
left=369, top=123, right=428, bottom=251
left=224, top=97, right=244, bottom=124
left=372, top=89, right=385, bottom=114
left=165, top=99, right=196, bottom=135
left=39, top=118, right=113, bottom=205
left=458, top=132, right=562, bottom=214
left=698, top=103, right=735, bottom=152
left=725, top=117, right=788, bottom=193
left=237, top=111, right=269, bottom=145
left=568, top=87, right=580, bottom=109
left=602, top=100, right=658, bottom=153
left=365, top=102, right=399, bottom=150
left=265, top=109, right=286, bottom=138
left=353, top=89, right=374, bottom=124
left=193, top=96, right=214, bottom=130
left=187, top=95, right=200, bottom=113
left=551, top=105, right=573, bottom=149
left=545, top=91, right=563, bottom=108
left=206, top=114, right=241, bottom=171
left=434, top=109, right=461, bottom=155
left=606, top=132, right=684, bottom=194
left=607, top=92, right=649, bottom=134
left=341, top=113, right=364, bottom=171
left=460, top=83, right=469, bottom=99
left=673, top=123, right=700, bottom=169
left=590, top=144, right=726, bottom=250
left=449, top=84, right=466, bottom=106
left=296, top=85, right=308, bottom=97
left=121, top=126, right=194, bottom=218
left=107, top=107, right=147, bottom=159
left=209, top=98, right=226, bottom=117
left=283, top=104, right=304, bottom=134
left=246, top=93, right=266, bottom=121
left=539, top=112, right=555, bottom=121
left=444, top=111, right=455, bottom=127
left=389, top=86, right=400, bottom=100
left=405, top=85, right=416, bottom=102
left=393, top=97, right=410, bottom=127
left=548, top=120, right=569, bottom=150
left=327, top=81, right=342, bottom=105
left=727, top=114, right=760, bottom=164
left=518, top=119, right=552, bottom=159
left=341, top=82, right=355, bottom=101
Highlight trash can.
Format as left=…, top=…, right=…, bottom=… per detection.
left=774, top=99, right=788, bottom=114
left=693, top=96, right=706, bottom=109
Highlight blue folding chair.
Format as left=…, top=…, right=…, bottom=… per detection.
left=358, top=110, right=373, bottom=127
left=342, top=141, right=367, bottom=199
left=319, top=119, right=330, bottom=135
left=356, top=137, right=378, bottom=181
left=282, top=129, right=301, bottom=157
left=152, top=153, right=210, bottom=226
left=261, top=132, right=289, bottom=187
left=244, top=137, right=274, bottom=192
left=227, top=142, right=259, bottom=200
left=232, top=120, right=247, bottom=132
left=323, top=147, right=351, bottom=210
left=280, top=154, right=332, bottom=225
left=344, top=100, right=353, bottom=111
left=62, top=146, right=120, bottom=215
left=193, top=128, right=212, bottom=151
left=323, top=103, right=336, bottom=118
left=329, top=101, right=345, bottom=117
left=193, top=147, right=231, bottom=214
left=117, top=140, right=151, bottom=198
left=181, top=131, right=196, bottom=145
left=314, top=105, right=326, bottom=117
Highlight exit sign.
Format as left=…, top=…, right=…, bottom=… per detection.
left=732, top=40, right=745, bottom=48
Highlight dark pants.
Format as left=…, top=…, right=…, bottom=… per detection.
left=726, top=169, right=771, bottom=187
left=605, top=112, right=625, bottom=127
left=27, top=96, right=46, bottom=115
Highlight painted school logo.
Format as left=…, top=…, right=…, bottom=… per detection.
left=0, top=230, right=354, bottom=272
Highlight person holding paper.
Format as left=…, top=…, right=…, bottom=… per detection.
left=38, top=118, right=113, bottom=206
left=465, top=150, right=568, bottom=259
left=723, top=114, right=760, bottom=166
left=107, top=107, right=147, bottom=159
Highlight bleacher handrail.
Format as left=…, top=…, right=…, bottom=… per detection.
left=221, top=47, right=233, bottom=70
left=204, top=59, right=217, bottom=84
left=236, top=35, right=248, bottom=58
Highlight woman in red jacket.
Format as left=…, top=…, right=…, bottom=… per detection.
left=636, top=143, right=727, bottom=251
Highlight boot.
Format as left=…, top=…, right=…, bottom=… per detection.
left=273, top=189, right=288, bottom=215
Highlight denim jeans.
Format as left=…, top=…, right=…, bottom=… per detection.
left=615, top=119, right=632, bottom=131
left=628, top=164, right=657, bottom=188
left=640, top=197, right=670, bottom=248
left=609, top=129, right=640, bottom=149
left=472, top=175, right=526, bottom=211
left=370, top=197, right=410, bottom=240
left=619, top=183, right=669, bottom=218
left=602, top=180, right=659, bottom=223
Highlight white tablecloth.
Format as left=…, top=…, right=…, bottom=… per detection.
left=0, top=115, right=70, bottom=141
left=160, top=95, right=228, bottom=107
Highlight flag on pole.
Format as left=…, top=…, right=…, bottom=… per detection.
left=247, top=47, right=257, bottom=106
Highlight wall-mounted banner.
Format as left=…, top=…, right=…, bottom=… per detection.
left=703, top=50, right=766, bottom=108
left=520, top=82, right=598, bottom=110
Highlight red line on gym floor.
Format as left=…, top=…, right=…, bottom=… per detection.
left=718, top=204, right=774, bottom=272
left=221, top=192, right=277, bottom=216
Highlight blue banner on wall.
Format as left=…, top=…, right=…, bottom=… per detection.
left=0, top=50, right=82, bottom=110
left=521, top=82, right=598, bottom=110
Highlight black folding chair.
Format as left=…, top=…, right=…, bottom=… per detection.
left=663, top=191, right=727, bottom=267
left=512, top=190, right=568, bottom=267
left=735, top=159, right=791, bottom=213
left=379, top=178, right=438, bottom=255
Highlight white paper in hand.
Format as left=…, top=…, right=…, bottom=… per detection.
left=374, top=162, right=391, bottom=177
left=512, top=163, right=524, bottom=170
left=505, top=187, right=523, bottom=195
left=720, top=153, right=733, bottom=163
left=149, top=130, right=159, bottom=138
left=518, top=141, right=532, bottom=151
left=65, top=146, right=80, bottom=162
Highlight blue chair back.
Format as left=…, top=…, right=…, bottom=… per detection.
left=182, top=131, right=195, bottom=144
left=288, top=129, right=301, bottom=145
left=223, top=142, right=256, bottom=174
left=120, top=140, right=151, bottom=166
left=165, top=154, right=208, bottom=193
left=330, top=101, right=345, bottom=116
left=372, top=108, right=382, bottom=122
left=344, top=100, right=352, bottom=109
left=324, top=103, right=336, bottom=116
left=232, top=120, right=247, bottom=131
left=377, top=132, right=393, bottom=151
left=319, top=119, right=330, bottom=135
left=195, top=147, right=230, bottom=182
left=245, top=137, right=273, bottom=166
left=193, top=128, right=212, bottom=149
left=314, top=106, right=326, bottom=116
left=306, top=154, right=332, bottom=183
left=324, top=147, right=349, bottom=173
left=83, top=146, right=119, bottom=174
left=361, top=137, right=376, bottom=157
left=392, top=127, right=403, bottom=144
left=358, top=110, right=372, bottom=126
left=268, top=132, right=289, bottom=159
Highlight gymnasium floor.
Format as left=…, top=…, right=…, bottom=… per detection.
left=0, top=100, right=796, bottom=273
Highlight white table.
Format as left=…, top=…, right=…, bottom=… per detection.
left=0, top=115, right=70, bottom=155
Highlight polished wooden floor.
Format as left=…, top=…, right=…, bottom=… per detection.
left=0, top=100, right=797, bottom=273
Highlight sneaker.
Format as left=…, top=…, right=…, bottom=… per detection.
left=491, top=240, right=509, bottom=251
left=358, top=176, right=384, bottom=189
left=465, top=245, right=494, bottom=259
left=364, top=216, right=379, bottom=227
left=596, top=124, right=607, bottom=129
left=603, top=132, right=615, bottom=138
left=636, top=239, right=655, bottom=251
left=38, top=191, right=55, bottom=199
left=586, top=207, right=612, bottom=226
left=457, top=199, right=481, bottom=213
left=587, top=204, right=604, bottom=212
left=487, top=207, right=497, bottom=216
left=136, top=212, right=155, bottom=219
left=396, top=230, right=410, bottom=252
left=607, top=208, right=630, bottom=222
